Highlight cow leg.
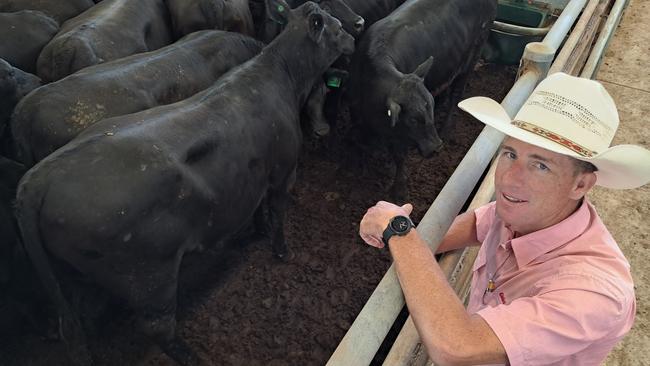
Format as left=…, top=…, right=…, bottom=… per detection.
left=304, top=81, right=331, bottom=138
left=127, top=255, right=207, bottom=366
left=252, top=195, right=271, bottom=242
left=267, top=168, right=297, bottom=260
left=438, top=71, right=472, bottom=141
left=139, top=307, right=206, bottom=366
left=389, top=144, right=409, bottom=202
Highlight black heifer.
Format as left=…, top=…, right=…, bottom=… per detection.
left=257, top=0, right=364, bottom=136
left=0, top=59, right=41, bottom=148
left=0, top=11, right=59, bottom=74
left=257, top=0, right=364, bottom=42
left=36, top=0, right=173, bottom=82
left=15, top=0, right=354, bottom=364
left=11, top=30, right=264, bottom=166
left=0, top=0, right=94, bottom=24
left=347, top=0, right=497, bottom=200
left=167, top=0, right=256, bottom=38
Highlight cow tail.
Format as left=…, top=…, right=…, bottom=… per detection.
left=14, top=167, right=93, bottom=365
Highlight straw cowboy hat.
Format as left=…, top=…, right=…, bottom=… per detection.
left=458, top=72, right=650, bottom=189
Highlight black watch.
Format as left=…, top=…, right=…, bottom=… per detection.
left=382, top=215, right=414, bottom=247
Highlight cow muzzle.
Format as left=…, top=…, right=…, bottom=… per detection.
left=417, top=136, right=444, bottom=158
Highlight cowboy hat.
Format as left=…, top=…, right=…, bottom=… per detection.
left=458, top=72, right=650, bottom=189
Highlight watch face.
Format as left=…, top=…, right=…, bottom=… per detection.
left=390, top=216, right=411, bottom=234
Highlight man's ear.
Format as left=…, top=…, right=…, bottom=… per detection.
left=308, top=13, right=325, bottom=43
left=570, top=172, right=598, bottom=200
left=266, top=0, right=292, bottom=25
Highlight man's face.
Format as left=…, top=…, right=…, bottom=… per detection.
left=494, top=137, right=596, bottom=236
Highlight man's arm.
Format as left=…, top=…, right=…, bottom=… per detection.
left=436, top=210, right=481, bottom=253
left=359, top=201, right=507, bottom=365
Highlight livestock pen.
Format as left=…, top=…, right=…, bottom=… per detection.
left=1, top=0, right=642, bottom=365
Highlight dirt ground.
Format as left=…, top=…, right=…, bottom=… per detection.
left=0, top=63, right=516, bottom=365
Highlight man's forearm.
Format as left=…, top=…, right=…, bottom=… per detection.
left=388, top=231, right=507, bottom=365
left=436, top=211, right=481, bottom=254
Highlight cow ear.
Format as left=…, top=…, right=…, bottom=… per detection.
left=387, top=100, right=401, bottom=127
left=308, top=13, right=325, bottom=43
left=413, top=56, right=433, bottom=80
left=266, top=0, right=292, bottom=25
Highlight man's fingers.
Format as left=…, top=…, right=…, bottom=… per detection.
left=401, top=203, right=413, bottom=215
left=360, top=231, right=384, bottom=248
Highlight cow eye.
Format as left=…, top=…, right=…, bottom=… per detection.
left=313, top=15, right=323, bottom=28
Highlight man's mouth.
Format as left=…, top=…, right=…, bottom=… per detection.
left=503, top=193, right=526, bottom=203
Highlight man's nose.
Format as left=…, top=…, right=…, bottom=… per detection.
left=502, top=162, right=526, bottom=184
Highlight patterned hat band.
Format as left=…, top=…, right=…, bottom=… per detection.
left=511, top=120, right=598, bottom=158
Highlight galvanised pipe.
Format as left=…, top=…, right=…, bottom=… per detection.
left=581, top=0, right=630, bottom=78
left=543, top=0, right=588, bottom=48
left=492, top=20, right=552, bottom=36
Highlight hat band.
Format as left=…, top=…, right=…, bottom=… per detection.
left=511, top=120, right=598, bottom=158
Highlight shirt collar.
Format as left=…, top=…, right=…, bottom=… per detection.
left=507, top=199, right=592, bottom=267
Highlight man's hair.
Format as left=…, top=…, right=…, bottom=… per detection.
left=572, top=158, right=598, bottom=176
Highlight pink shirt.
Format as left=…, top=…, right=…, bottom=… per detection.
left=468, top=200, right=635, bottom=365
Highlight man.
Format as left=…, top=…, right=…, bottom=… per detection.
left=359, top=73, right=650, bottom=365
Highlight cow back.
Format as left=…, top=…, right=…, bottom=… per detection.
left=36, top=0, right=174, bottom=82
left=11, top=30, right=263, bottom=166
left=364, top=0, right=497, bottom=92
left=0, top=0, right=95, bottom=23
left=0, top=11, right=59, bottom=74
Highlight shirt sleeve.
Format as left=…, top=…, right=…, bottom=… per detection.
left=474, top=201, right=496, bottom=243
left=476, top=272, right=634, bottom=365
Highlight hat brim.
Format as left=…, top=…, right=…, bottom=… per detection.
left=459, top=97, right=650, bottom=189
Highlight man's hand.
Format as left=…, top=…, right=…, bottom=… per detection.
left=359, top=201, right=413, bottom=248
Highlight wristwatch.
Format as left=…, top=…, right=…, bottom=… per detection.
left=382, top=215, right=415, bottom=247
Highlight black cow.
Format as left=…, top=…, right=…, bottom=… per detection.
left=167, top=0, right=256, bottom=38
left=11, top=30, right=264, bottom=166
left=36, top=0, right=173, bottom=82
left=257, top=0, right=364, bottom=137
left=0, top=11, right=59, bottom=74
left=257, top=0, right=364, bottom=42
left=0, top=0, right=94, bottom=24
left=0, top=59, right=41, bottom=149
left=15, top=0, right=353, bottom=364
left=347, top=0, right=497, bottom=200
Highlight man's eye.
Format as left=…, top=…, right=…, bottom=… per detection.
left=534, top=162, right=549, bottom=171
left=503, top=151, right=516, bottom=159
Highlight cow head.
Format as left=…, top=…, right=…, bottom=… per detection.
left=312, top=0, right=364, bottom=36
left=385, top=57, right=443, bottom=158
left=267, top=0, right=355, bottom=57
left=263, top=0, right=362, bottom=42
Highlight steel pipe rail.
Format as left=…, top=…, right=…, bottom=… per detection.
left=581, top=0, right=630, bottom=78
left=492, top=20, right=552, bottom=36
left=327, top=1, right=594, bottom=364
left=548, top=0, right=603, bottom=75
